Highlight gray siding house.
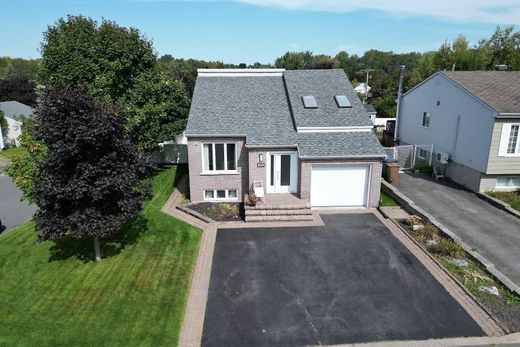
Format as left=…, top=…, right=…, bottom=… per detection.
left=185, top=69, right=385, bottom=211
left=399, top=71, right=520, bottom=192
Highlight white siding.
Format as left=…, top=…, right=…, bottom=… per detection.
left=399, top=73, right=496, bottom=173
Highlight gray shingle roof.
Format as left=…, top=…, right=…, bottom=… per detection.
left=441, top=71, right=520, bottom=113
left=186, top=70, right=384, bottom=158
left=364, top=103, right=377, bottom=113
left=284, top=69, right=373, bottom=128
left=0, top=101, right=34, bottom=120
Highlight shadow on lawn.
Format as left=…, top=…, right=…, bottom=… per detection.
left=47, top=214, right=149, bottom=263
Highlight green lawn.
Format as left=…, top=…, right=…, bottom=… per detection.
left=488, top=191, right=520, bottom=211
left=0, top=146, right=27, bottom=159
left=0, top=165, right=201, bottom=346
left=380, top=191, right=399, bottom=206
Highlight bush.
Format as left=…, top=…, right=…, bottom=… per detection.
left=426, top=238, right=465, bottom=258
left=412, top=223, right=439, bottom=242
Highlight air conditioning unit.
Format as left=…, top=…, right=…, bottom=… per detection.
left=436, top=152, right=449, bottom=164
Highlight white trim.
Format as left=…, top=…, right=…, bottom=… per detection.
left=297, top=126, right=373, bottom=133
left=201, top=142, right=238, bottom=174
left=498, top=123, right=520, bottom=157
left=203, top=189, right=239, bottom=201
left=498, top=113, right=520, bottom=117
left=198, top=68, right=285, bottom=73
left=300, top=154, right=386, bottom=160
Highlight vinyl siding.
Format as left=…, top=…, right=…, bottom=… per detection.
left=399, top=73, right=495, bottom=173
left=486, top=118, right=520, bottom=174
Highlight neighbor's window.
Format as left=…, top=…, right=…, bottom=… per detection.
left=417, top=148, right=427, bottom=159
left=203, top=189, right=238, bottom=200
left=496, top=176, right=520, bottom=188
left=507, top=125, right=519, bottom=154
left=203, top=143, right=237, bottom=172
left=421, top=112, right=430, bottom=127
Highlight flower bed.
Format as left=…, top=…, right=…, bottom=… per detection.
left=188, top=202, right=243, bottom=222
left=399, top=216, right=520, bottom=332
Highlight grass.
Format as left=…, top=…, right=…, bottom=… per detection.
left=380, top=191, right=399, bottom=206
left=0, top=146, right=27, bottom=159
left=488, top=190, right=520, bottom=212
left=0, top=165, right=201, bottom=346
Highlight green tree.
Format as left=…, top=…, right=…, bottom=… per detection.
left=39, top=15, right=189, bottom=151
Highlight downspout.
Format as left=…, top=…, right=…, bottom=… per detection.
left=394, top=65, right=405, bottom=146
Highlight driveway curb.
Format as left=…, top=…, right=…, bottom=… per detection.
left=381, top=180, right=520, bottom=296
left=477, top=192, right=520, bottom=220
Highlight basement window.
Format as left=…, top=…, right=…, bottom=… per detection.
left=302, top=96, right=318, bottom=109
left=334, top=95, right=352, bottom=108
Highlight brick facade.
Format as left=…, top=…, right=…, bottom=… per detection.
left=299, top=159, right=383, bottom=208
left=187, top=137, right=248, bottom=202
left=188, top=138, right=382, bottom=207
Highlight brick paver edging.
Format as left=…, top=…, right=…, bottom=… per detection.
left=382, top=180, right=520, bottom=296
left=373, top=211, right=505, bottom=337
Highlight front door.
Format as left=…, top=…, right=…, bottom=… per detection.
left=266, top=152, right=298, bottom=193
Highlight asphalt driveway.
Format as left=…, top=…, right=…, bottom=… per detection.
left=202, top=213, right=483, bottom=346
left=397, top=173, right=520, bottom=286
left=0, top=175, right=36, bottom=233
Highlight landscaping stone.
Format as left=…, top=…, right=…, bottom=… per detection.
left=449, top=258, right=469, bottom=267
left=412, top=224, right=424, bottom=231
left=426, top=239, right=439, bottom=246
left=479, top=286, right=500, bottom=296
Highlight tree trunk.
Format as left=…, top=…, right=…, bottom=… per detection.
left=94, top=236, right=102, bottom=262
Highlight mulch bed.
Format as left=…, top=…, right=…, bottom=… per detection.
left=397, top=219, right=520, bottom=333
left=188, top=202, right=243, bottom=222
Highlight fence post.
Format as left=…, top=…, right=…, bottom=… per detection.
left=429, top=144, right=434, bottom=167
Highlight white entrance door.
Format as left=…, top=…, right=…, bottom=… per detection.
left=311, top=165, right=370, bottom=207
left=266, top=152, right=298, bottom=193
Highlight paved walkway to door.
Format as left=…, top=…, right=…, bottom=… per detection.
left=397, top=173, right=520, bottom=287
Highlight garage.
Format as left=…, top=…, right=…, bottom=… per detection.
left=311, top=165, right=370, bottom=207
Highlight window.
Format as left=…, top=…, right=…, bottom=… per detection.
left=507, top=125, right=519, bottom=154
left=417, top=148, right=427, bottom=159
left=334, top=95, right=352, bottom=108
left=496, top=176, right=520, bottom=188
left=202, top=143, right=237, bottom=172
left=203, top=189, right=238, bottom=200
left=421, top=112, right=430, bottom=128
left=302, top=96, right=318, bottom=108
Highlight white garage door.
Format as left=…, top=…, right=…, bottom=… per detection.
left=311, top=165, right=370, bottom=207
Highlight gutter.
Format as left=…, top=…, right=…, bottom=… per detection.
left=497, top=113, right=520, bottom=118
left=299, top=154, right=386, bottom=160
left=185, top=134, right=247, bottom=138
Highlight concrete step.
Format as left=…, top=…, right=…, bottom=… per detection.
left=244, top=203, right=311, bottom=210
left=245, top=208, right=313, bottom=216
left=245, top=214, right=315, bottom=222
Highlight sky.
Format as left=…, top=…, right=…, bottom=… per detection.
left=0, top=0, right=518, bottom=64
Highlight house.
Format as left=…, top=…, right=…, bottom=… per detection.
left=185, top=68, right=385, bottom=214
left=365, top=103, right=377, bottom=124
left=398, top=71, right=520, bottom=192
left=0, top=101, right=33, bottom=149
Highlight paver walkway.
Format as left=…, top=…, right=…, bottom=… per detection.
left=397, top=173, right=520, bottom=287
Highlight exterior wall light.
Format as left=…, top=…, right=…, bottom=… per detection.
left=259, top=154, right=264, bottom=163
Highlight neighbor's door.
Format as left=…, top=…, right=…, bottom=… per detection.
left=266, top=153, right=297, bottom=193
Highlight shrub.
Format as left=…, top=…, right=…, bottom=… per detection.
left=412, top=223, right=439, bottom=242
left=248, top=194, right=260, bottom=207
left=426, top=238, right=465, bottom=258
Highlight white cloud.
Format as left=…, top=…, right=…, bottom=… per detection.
left=233, top=0, right=520, bottom=24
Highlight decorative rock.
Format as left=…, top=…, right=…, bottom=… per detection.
left=449, top=258, right=469, bottom=267
left=412, top=224, right=424, bottom=231
left=478, top=286, right=500, bottom=296
left=426, top=239, right=438, bottom=246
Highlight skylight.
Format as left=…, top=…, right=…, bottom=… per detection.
left=302, top=96, right=318, bottom=109
left=335, top=95, right=352, bottom=108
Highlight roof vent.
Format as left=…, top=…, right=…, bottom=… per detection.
left=302, top=96, right=318, bottom=109
left=334, top=95, right=352, bottom=108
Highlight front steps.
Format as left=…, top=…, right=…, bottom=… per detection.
left=244, top=198, right=313, bottom=222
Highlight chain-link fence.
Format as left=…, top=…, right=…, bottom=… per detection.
left=384, top=144, right=434, bottom=170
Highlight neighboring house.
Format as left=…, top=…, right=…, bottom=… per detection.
left=354, top=82, right=371, bottom=95
left=365, top=103, right=377, bottom=124
left=398, top=71, right=520, bottom=192
left=0, top=101, right=33, bottom=149
left=185, top=69, right=385, bottom=209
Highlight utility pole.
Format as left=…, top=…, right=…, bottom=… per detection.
left=358, top=69, right=375, bottom=104
left=394, top=65, right=405, bottom=146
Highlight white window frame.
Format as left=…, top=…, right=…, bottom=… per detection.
left=421, top=112, right=431, bottom=128
left=203, top=189, right=239, bottom=201
left=201, top=142, right=238, bottom=174
left=498, top=123, right=520, bottom=157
